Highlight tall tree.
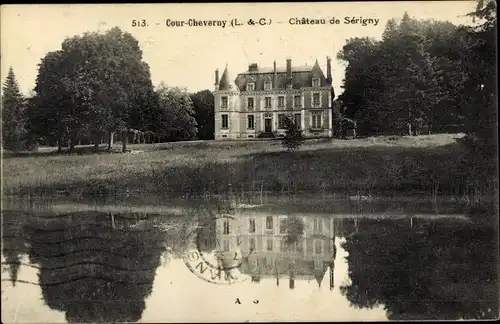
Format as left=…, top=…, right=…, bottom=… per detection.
left=190, top=90, right=214, bottom=140
left=461, top=0, right=497, bottom=156
left=337, top=13, right=461, bottom=136
left=30, top=27, right=156, bottom=153
left=30, top=51, right=69, bottom=151
left=377, top=12, right=446, bottom=135
left=336, top=37, right=383, bottom=135
left=2, top=67, right=27, bottom=151
left=154, top=84, right=198, bottom=142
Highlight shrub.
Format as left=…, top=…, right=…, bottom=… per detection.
left=341, top=118, right=357, bottom=138
left=281, top=115, right=304, bottom=151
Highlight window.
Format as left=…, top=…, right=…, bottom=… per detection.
left=294, top=95, right=302, bottom=108
left=266, top=216, right=273, bottom=230
left=249, top=219, right=256, bottom=233
left=221, top=114, right=229, bottom=129
left=278, top=114, right=286, bottom=129
left=294, top=113, right=301, bottom=129
left=307, top=241, right=313, bottom=253
left=278, top=96, right=285, bottom=108
left=314, top=240, right=323, bottom=254
left=313, top=93, right=320, bottom=106
left=280, top=239, right=286, bottom=251
left=247, top=115, right=255, bottom=130
left=279, top=218, right=287, bottom=234
left=296, top=241, right=303, bottom=252
left=223, top=240, right=230, bottom=252
left=247, top=83, right=255, bottom=91
left=312, top=78, right=320, bottom=87
left=264, top=81, right=272, bottom=90
left=247, top=97, right=254, bottom=110
left=223, top=220, right=231, bottom=234
left=311, top=111, right=322, bottom=129
left=314, top=260, right=322, bottom=269
left=221, top=96, right=228, bottom=109
left=314, top=218, right=323, bottom=232
left=249, top=238, right=256, bottom=251
left=267, top=239, right=273, bottom=251
left=265, top=97, right=272, bottom=108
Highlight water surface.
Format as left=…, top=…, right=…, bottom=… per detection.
left=1, top=196, right=498, bottom=322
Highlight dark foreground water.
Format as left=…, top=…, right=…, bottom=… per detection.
left=1, top=196, right=498, bottom=322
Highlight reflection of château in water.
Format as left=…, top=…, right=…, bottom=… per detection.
left=198, top=209, right=359, bottom=290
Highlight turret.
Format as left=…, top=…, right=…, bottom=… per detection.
left=218, top=65, right=237, bottom=91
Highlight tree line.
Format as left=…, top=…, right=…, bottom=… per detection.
left=335, top=7, right=496, bottom=153
left=1, top=27, right=214, bottom=153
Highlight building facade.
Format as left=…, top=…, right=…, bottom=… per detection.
left=213, top=58, right=335, bottom=140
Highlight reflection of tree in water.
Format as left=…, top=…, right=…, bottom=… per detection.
left=2, top=211, right=29, bottom=286
left=341, top=217, right=498, bottom=320
left=23, top=212, right=167, bottom=323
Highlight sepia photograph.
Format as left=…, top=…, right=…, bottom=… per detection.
left=1, top=1, right=498, bottom=322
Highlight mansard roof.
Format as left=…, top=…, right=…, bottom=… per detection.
left=234, top=60, right=330, bottom=91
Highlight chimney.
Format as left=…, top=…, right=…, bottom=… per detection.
left=215, top=69, right=219, bottom=85
left=329, top=263, right=334, bottom=290
left=248, top=63, right=258, bottom=72
left=286, top=58, right=292, bottom=79
left=326, top=56, right=332, bottom=83
left=273, top=60, right=277, bottom=88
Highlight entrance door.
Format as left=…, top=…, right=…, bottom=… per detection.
left=264, top=118, right=272, bottom=133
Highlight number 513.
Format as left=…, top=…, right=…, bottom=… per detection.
left=132, top=19, right=147, bottom=27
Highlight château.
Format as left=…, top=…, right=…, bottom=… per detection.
left=213, top=58, right=335, bottom=140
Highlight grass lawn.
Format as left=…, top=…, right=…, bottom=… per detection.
left=1, top=134, right=488, bottom=200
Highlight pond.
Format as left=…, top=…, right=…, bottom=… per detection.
left=1, top=195, right=498, bottom=322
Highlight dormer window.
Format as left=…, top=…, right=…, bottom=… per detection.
left=264, top=81, right=272, bottom=91
left=221, top=96, right=228, bottom=109
left=247, top=82, right=255, bottom=91
left=312, top=78, right=320, bottom=87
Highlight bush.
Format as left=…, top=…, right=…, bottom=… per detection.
left=340, top=118, right=357, bottom=138
left=281, top=115, right=304, bottom=151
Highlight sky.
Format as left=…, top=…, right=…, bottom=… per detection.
left=1, top=2, right=477, bottom=98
